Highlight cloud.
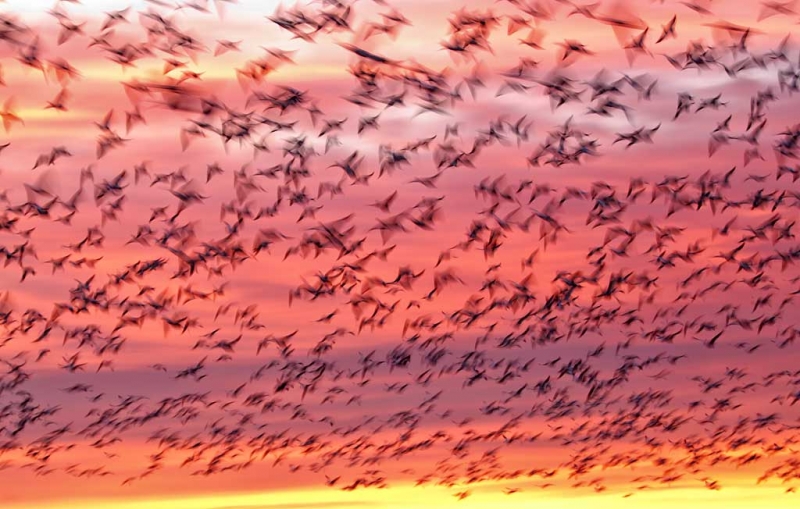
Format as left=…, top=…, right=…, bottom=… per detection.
left=211, top=503, right=371, bottom=509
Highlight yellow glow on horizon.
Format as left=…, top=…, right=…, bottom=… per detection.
left=4, top=481, right=797, bottom=509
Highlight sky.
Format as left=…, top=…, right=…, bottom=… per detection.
left=0, top=0, right=800, bottom=508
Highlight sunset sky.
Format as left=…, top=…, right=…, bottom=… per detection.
left=0, top=0, right=799, bottom=508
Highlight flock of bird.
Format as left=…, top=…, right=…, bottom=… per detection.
left=1, top=0, right=800, bottom=503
